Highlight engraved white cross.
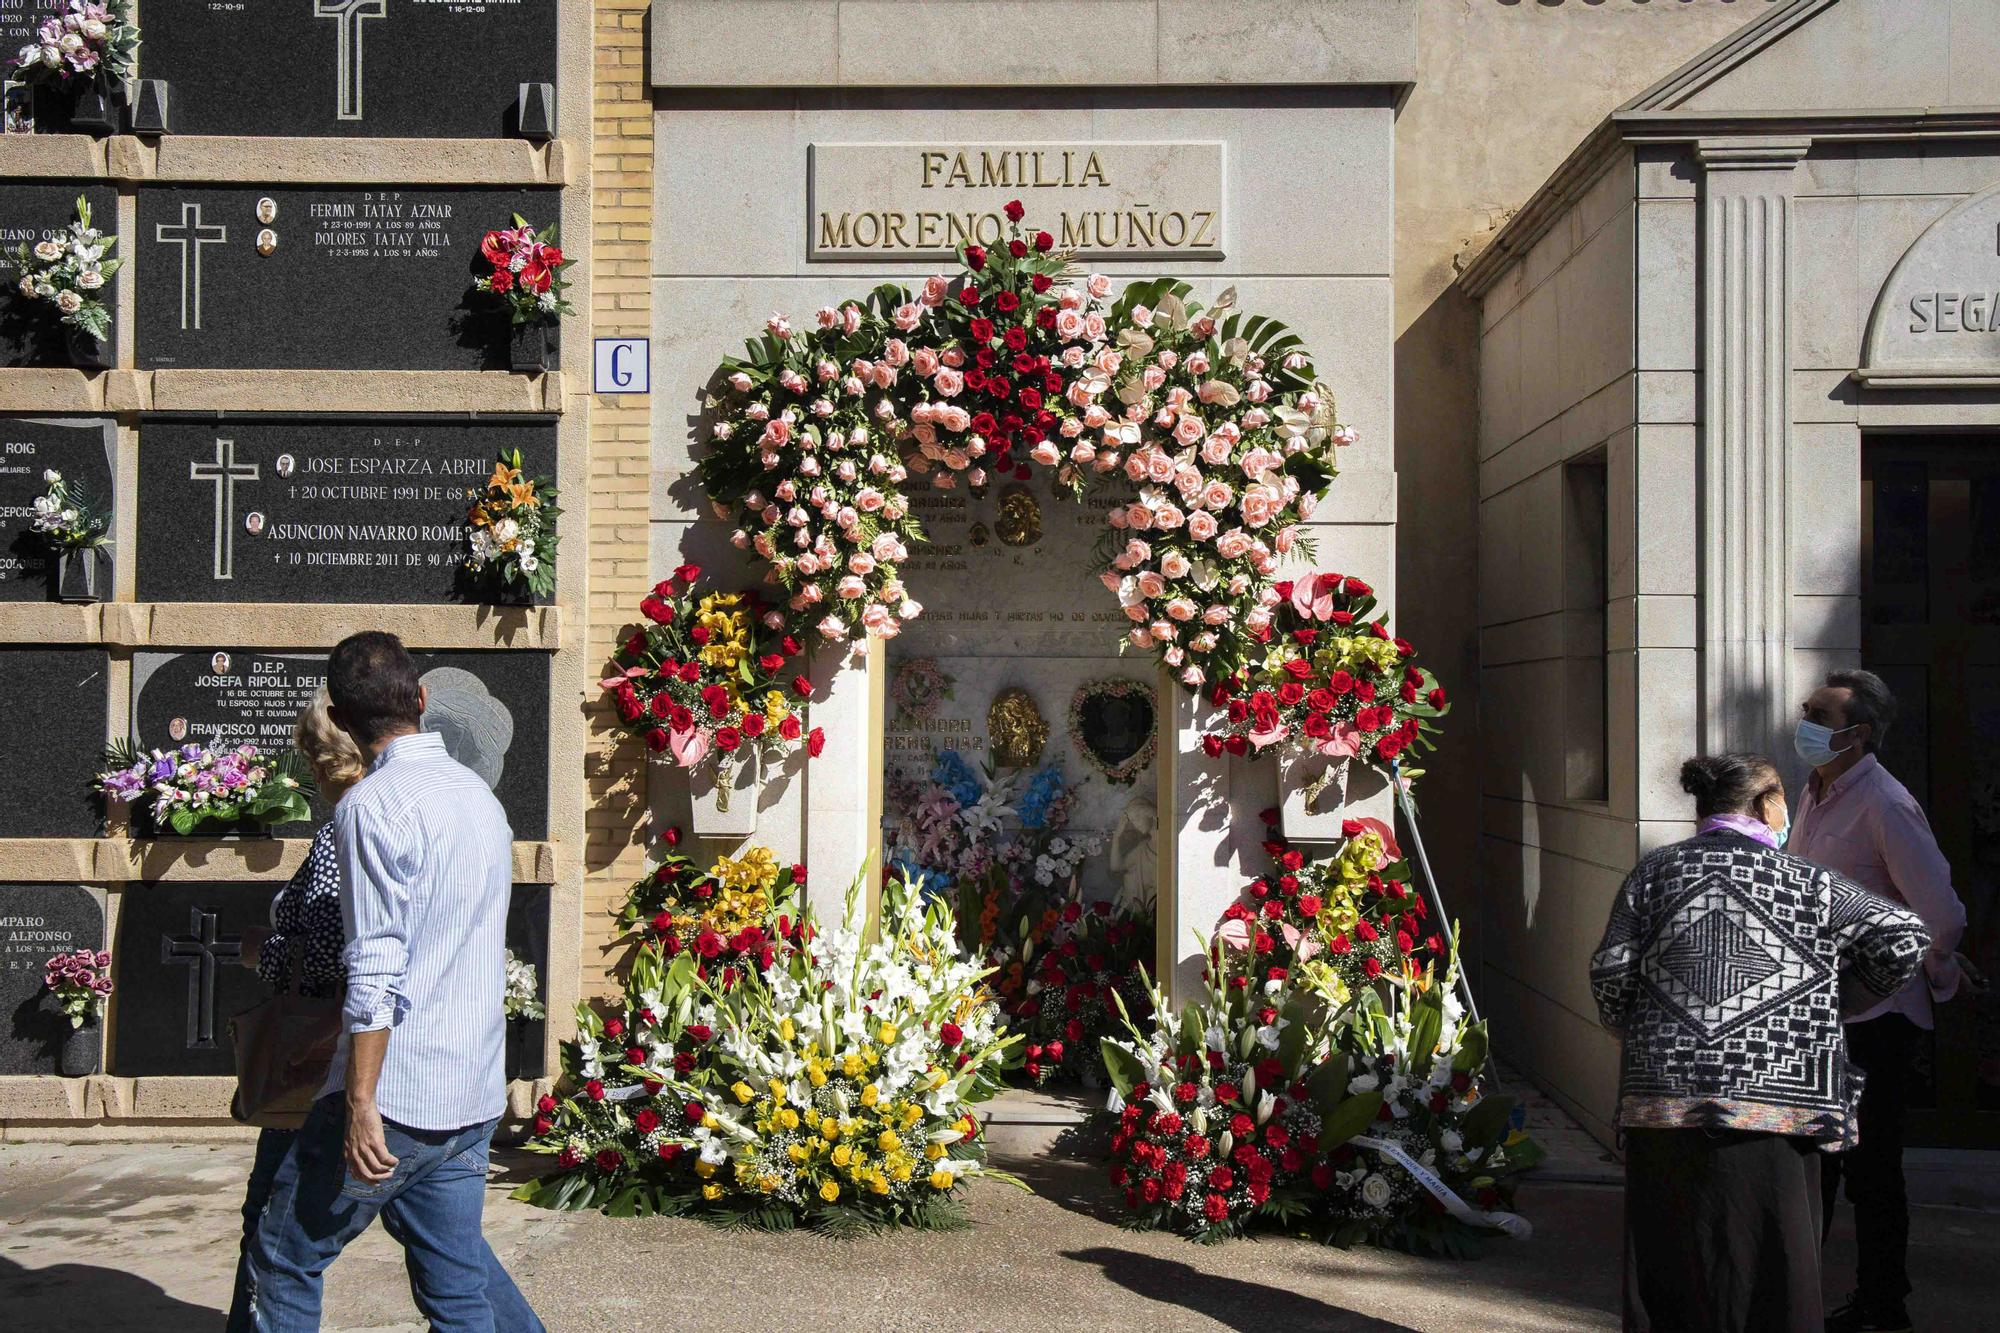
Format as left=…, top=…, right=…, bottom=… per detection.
left=154, top=203, right=228, bottom=331
left=189, top=438, right=259, bottom=581
left=314, top=0, right=389, bottom=122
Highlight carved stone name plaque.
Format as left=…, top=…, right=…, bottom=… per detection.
left=809, top=141, right=1224, bottom=261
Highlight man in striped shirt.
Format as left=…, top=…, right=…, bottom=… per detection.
left=244, top=632, right=541, bottom=1333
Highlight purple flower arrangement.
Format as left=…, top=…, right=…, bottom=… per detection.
left=44, top=947, right=112, bottom=1029
left=96, top=738, right=314, bottom=835
left=9, top=2, right=139, bottom=87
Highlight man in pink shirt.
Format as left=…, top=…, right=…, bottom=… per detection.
left=1789, top=669, right=1966, bottom=1333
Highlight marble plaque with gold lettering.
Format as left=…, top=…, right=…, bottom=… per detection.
left=809, top=141, right=1224, bottom=261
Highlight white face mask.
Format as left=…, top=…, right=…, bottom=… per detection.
left=1794, top=719, right=1859, bottom=769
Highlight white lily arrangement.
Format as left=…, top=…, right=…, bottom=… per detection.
left=6, top=195, right=120, bottom=341
left=518, top=864, right=1021, bottom=1233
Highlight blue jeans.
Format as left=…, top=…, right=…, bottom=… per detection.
left=243, top=1095, right=543, bottom=1333
left=227, top=1128, right=299, bottom=1331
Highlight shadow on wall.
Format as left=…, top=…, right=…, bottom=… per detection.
left=1391, top=283, right=1484, bottom=988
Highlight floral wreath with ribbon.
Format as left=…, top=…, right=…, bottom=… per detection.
left=695, top=200, right=1354, bottom=698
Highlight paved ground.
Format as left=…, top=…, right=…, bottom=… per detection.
left=4, top=1129, right=1998, bottom=1332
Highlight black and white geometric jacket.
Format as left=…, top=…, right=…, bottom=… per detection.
left=1590, top=828, right=1929, bottom=1149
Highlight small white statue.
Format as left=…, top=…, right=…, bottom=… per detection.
left=1108, top=793, right=1158, bottom=913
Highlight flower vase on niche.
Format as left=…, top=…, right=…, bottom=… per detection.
left=508, top=322, right=549, bottom=374
left=60, top=1021, right=101, bottom=1077
left=689, top=748, right=759, bottom=839
left=64, top=325, right=109, bottom=370
left=52, top=543, right=105, bottom=603
left=66, top=72, right=118, bottom=136
left=1279, top=750, right=1350, bottom=844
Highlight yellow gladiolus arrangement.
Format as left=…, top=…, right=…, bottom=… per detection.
left=517, top=864, right=1020, bottom=1234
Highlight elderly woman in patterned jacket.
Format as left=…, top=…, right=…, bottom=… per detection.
left=1590, top=752, right=1930, bottom=1333
left=225, top=688, right=365, bottom=1333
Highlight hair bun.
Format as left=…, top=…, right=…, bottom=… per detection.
left=1679, top=756, right=1720, bottom=801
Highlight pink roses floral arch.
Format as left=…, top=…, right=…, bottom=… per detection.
left=694, top=201, right=1355, bottom=697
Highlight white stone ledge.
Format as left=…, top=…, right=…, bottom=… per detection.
left=104, top=135, right=565, bottom=186
left=100, top=602, right=562, bottom=652
left=0, top=603, right=562, bottom=652
left=0, top=838, right=558, bottom=883
left=0, top=1075, right=556, bottom=1128
left=650, top=0, right=1418, bottom=89
left=111, top=369, right=565, bottom=415
left=0, top=603, right=104, bottom=645
left=0, top=367, right=110, bottom=414
left=0, top=133, right=107, bottom=178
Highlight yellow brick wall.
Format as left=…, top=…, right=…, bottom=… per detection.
left=583, top=0, right=655, bottom=1002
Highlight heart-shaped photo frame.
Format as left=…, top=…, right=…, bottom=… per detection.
left=1068, top=677, right=1157, bottom=787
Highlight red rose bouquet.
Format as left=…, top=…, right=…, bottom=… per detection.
left=602, top=567, right=822, bottom=771
left=1098, top=949, right=1386, bottom=1242
left=967, top=883, right=1154, bottom=1087
left=1218, top=812, right=1444, bottom=996
left=1201, top=571, right=1448, bottom=777
left=615, top=826, right=807, bottom=986
left=476, top=214, right=574, bottom=326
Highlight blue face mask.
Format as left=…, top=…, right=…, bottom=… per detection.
left=1794, top=719, right=1859, bottom=769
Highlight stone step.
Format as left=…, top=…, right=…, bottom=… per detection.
left=977, top=1084, right=1103, bottom=1162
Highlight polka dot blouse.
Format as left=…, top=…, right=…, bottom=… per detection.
left=257, top=822, right=347, bottom=999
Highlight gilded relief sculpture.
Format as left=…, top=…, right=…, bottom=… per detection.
left=986, top=686, right=1049, bottom=769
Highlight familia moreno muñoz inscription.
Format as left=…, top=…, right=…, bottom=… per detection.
left=809, top=141, right=1223, bottom=261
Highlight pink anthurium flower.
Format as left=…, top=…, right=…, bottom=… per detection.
left=668, top=725, right=711, bottom=769
left=1313, top=722, right=1365, bottom=759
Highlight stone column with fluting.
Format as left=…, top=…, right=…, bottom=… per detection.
left=1695, top=138, right=1809, bottom=756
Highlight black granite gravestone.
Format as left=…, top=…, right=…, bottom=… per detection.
left=0, top=648, right=106, bottom=837
left=135, top=184, right=562, bottom=370
left=0, top=416, right=113, bottom=601
left=113, top=880, right=549, bottom=1078
left=0, top=2, right=56, bottom=61
left=110, top=880, right=271, bottom=1077
left=506, top=883, right=549, bottom=1081
left=132, top=648, right=551, bottom=839
left=0, top=183, right=119, bottom=365
left=137, top=0, right=558, bottom=140
left=136, top=416, right=557, bottom=604
left=0, top=884, right=103, bottom=1075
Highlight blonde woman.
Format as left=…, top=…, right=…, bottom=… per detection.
left=226, top=689, right=364, bottom=1332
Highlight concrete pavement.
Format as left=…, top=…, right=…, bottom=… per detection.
left=4, top=1129, right=1999, bottom=1332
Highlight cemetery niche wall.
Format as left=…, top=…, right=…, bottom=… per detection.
left=137, top=0, right=560, bottom=140
left=0, top=647, right=106, bottom=838
left=111, top=880, right=551, bottom=1079
left=0, top=884, right=103, bottom=1076
left=0, top=0, right=586, bottom=1132
left=137, top=416, right=558, bottom=605
left=131, top=648, right=552, bottom=840
left=0, top=416, right=113, bottom=600
left=0, top=182, right=119, bottom=365
left=136, top=185, right=562, bottom=371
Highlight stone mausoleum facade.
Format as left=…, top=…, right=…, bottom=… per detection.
left=0, top=0, right=1992, bottom=1162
